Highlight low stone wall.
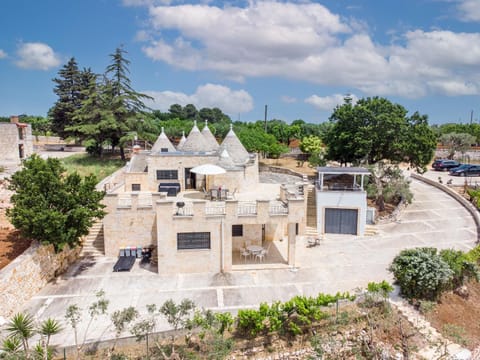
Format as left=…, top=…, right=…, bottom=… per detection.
left=0, top=241, right=81, bottom=321
left=259, top=164, right=315, bottom=182
left=411, top=173, right=480, bottom=243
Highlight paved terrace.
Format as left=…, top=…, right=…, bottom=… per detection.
left=22, top=177, right=478, bottom=347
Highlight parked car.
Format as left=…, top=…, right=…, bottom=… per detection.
left=449, top=164, right=480, bottom=176
left=432, top=159, right=461, bottom=171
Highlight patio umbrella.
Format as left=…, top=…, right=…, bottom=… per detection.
left=190, top=164, right=226, bottom=175
left=190, top=164, right=226, bottom=190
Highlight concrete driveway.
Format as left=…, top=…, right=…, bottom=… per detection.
left=22, top=177, right=478, bottom=347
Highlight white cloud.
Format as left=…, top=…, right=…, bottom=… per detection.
left=457, top=0, right=480, bottom=22
left=0, top=49, right=7, bottom=59
left=143, top=83, right=254, bottom=114
left=138, top=2, right=480, bottom=98
left=122, top=0, right=172, bottom=6
left=15, top=42, right=61, bottom=70
left=281, top=96, right=297, bottom=104
left=305, top=93, right=358, bottom=111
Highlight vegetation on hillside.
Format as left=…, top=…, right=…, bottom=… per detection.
left=6, top=155, right=106, bottom=251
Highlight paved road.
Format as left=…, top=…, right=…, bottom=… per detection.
left=22, top=178, right=478, bottom=347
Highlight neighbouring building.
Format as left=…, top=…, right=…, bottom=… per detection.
left=0, top=116, right=33, bottom=164
left=102, top=121, right=307, bottom=274
left=316, top=167, right=370, bottom=236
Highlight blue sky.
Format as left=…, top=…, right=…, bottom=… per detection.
left=1, top=0, right=479, bottom=125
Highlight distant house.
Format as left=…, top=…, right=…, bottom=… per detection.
left=315, top=167, right=370, bottom=236
left=0, top=116, right=33, bottom=164
left=101, top=121, right=307, bottom=274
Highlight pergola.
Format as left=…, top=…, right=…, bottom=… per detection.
left=316, top=166, right=370, bottom=191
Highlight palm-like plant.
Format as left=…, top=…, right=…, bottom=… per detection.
left=1, top=336, right=22, bottom=355
left=5, top=312, right=35, bottom=356
left=39, top=318, right=63, bottom=359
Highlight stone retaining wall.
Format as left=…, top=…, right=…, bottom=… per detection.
left=0, top=241, right=81, bottom=321
left=411, top=173, right=480, bottom=243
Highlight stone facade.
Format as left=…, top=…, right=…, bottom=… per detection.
left=0, top=242, right=81, bottom=320
left=102, top=123, right=307, bottom=274
left=0, top=116, right=33, bottom=165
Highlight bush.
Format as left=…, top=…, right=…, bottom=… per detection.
left=389, top=248, right=453, bottom=301
left=440, top=249, right=480, bottom=288
left=466, top=245, right=480, bottom=264
left=6, top=155, right=106, bottom=251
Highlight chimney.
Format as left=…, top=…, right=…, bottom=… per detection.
left=10, top=115, right=19, bottom=124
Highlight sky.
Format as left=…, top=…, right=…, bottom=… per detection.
left=0, top=0, right=479, bottom=125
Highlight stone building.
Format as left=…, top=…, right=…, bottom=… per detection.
left=0, top=116, right=33, bottom=164
left=102, top=121, right=307, bottom=274
left=316, top=167, right=370, bottom=236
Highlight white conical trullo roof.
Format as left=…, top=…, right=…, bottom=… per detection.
left=181, top=121, right=209, bottom=152
left=218, top=148, right=236, bottom=169
left=151, top=127, right=176, bottom=153
left=218, top=124, right=250, bottom=164
left=201, top=120, right=219, bottom=151
left=177, top=131, right=187, bottom=150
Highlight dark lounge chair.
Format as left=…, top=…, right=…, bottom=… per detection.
left=113, top=256, right=136, bottom=272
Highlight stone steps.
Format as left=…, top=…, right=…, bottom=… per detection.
left=80, top=221, right=104, bottom=258
left=364, top=225, right=378, bottom=236
left=306, top=186, right=317, bottom=228
left=389, top=296, right=471, bottom=359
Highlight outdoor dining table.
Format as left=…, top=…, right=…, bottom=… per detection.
left=247, top=245, right=263, bottom=255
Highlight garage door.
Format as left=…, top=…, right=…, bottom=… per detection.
left=324, top=208, right=358, bottom=235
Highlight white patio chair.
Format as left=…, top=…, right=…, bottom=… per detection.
left=240, top=247, right=250, bottom=263
left=255, top=249, right=267, bottom=262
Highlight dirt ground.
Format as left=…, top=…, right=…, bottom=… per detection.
left=426, top=280, right=480, bottom=350
left=0, top=209, right=32, bottom=270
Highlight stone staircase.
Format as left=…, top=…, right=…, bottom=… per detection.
left=306, top=185, right=317, bottom=228
left=304, top=226, right=319, bottom=238
left=80, top=221, right=105, bottom=259
left=364, top=224, right=378, bottom=236
left=389, top=295, right=471, bottom=359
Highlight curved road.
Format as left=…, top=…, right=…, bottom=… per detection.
left=23, top=178, right=478, bottom=346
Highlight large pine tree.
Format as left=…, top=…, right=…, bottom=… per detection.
left=104, top=46, right=152, bottom=160
left=48, top=58, right=84, bottom=139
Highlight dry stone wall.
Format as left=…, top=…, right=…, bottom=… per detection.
left=0, top=241, right=81, bottom=321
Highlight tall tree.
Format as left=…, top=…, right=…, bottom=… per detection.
left=48, top=58, right=84, bottom=138
left=104, top=46, right=153, bottom=160
left=69, top=76, right=118, bottom=157
left=440, top=132, right=476, bottom=159
left=325, top=97, right=436, bottom=171
left=6, top=155, right=106, bottom=251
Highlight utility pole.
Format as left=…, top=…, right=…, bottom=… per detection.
left=264, top=105, right=268, bottom=133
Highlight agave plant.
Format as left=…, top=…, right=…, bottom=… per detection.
left=1, top=336, right=22, bottom=355
left=5, top=312, right=35, bottom=356
left=38, top=318, right=63, bottom=359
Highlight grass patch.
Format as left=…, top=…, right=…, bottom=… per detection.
left=60, top=154, right=125, bottom=180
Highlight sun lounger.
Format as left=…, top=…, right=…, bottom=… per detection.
left=113, top=256, right=136, bottom=272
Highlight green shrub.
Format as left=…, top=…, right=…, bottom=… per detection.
left=418, top=300, right=436, bottom=315
left=440, top=249, right=480, bottom=288
left=389, top=248, right=453, bottom=300
left=466, top=245, right=480, bottom=264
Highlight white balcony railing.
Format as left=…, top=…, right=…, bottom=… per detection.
left=269, top=201, right=288, bottom=215
left=237, top=201, right=257, bottom=216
